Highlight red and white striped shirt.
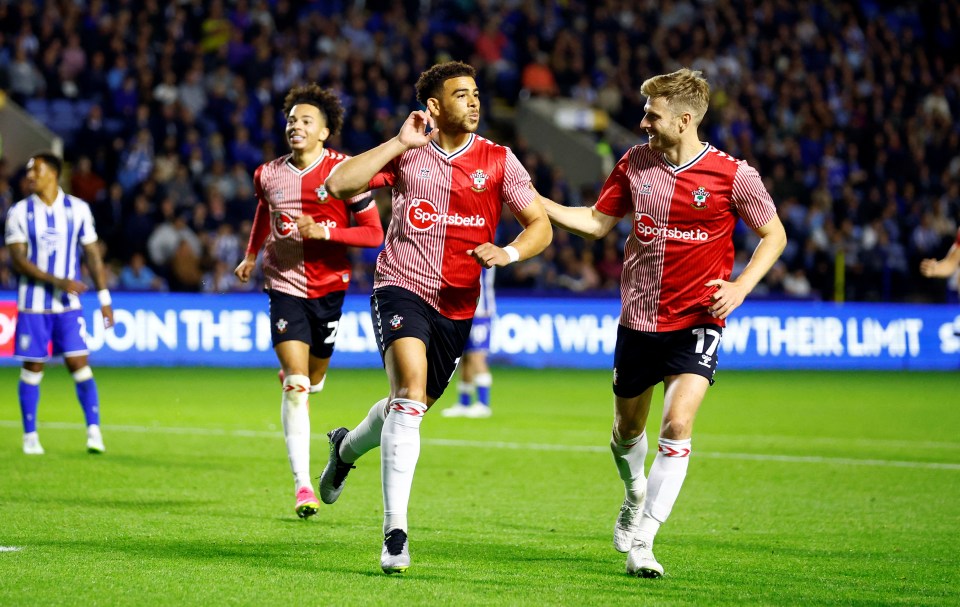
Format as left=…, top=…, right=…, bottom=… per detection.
left=369, top=134, right=534, bottom=319
left=247, top=149, right=382, bottom=299
left=596, top=143, right=776, bottom=332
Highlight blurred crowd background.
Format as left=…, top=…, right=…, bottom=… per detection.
left=0, top=0, right=958, bottom=302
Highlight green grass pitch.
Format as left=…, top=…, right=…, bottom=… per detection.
left=1, top=366, right=958, bottom=606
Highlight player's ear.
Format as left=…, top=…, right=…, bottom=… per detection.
left=318, top=126, right=330, bottom=143
left=426, top=97, right=441, bottom=117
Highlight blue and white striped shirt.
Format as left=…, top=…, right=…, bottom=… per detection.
left=475, top=267, right=496, bottom=319
left=4, top=189, right=99, bottom=312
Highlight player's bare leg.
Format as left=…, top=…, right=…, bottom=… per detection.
left=442, top=352, right=491, bottom=418
left=627, top=374, right=709, bottom=578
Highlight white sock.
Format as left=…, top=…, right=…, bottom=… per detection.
left=339, top=398, right=388, bottom=463
left=474, top=372, right=492, bottom=407
left=87, top=424, right=102, bottom=441
left=309, top=376, right=326, bottom=394
left=381, top=398, right=426, bottom=533
left=610, top=429, right=648, bottom=505
left=638, top=437, right=691, bottom=544
left=281, top=374, right=311, bottom=489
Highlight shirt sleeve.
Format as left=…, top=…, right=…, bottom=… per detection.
left=76, top=199, right=99, bottom=246
left=367, top=157, right=399, bottom=190
left=327, top=200, right=384, bottom=248
left=501, top=148, right=535, bottom=214
left=245, top=166, right=270, bottom=255
left=731, top=161, right=777, bottom=229
left=594, top=151, right=633, bottom=219
left=3, top=202, right=27, bottom=245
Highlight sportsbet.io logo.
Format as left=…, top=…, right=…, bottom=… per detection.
left=273, top=211, right=297, bottom=238
left=634, top=213, right=709, bottom=245
left=406, top=199, right=486, bottom=231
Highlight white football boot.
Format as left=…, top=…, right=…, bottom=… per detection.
left=613, top=495, right=644, bottom=552
left=23, top=432, right=45, bottom=455
left=626, top=538, right=664, bottom=578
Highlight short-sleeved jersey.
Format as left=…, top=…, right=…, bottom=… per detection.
left=252, top=150, right=373, bottom=299
left=369, top=134, right=534, bottom=320
left=4, top=189, right=98, bottom=312
left=596, top=143, right=776, bottom=332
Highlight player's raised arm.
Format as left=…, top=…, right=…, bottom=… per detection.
left=542, top=196, right=621, bottom=240
left=325, top=110, right=437, bottom=199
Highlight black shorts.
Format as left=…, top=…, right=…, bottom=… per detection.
left=371, top=286, right=473, bottom=400
left=612, top=323, right=722, bottom=398
left=268, top=289, right=345, bottom=359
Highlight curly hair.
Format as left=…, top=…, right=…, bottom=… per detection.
left=282, top=84, right=345, bottom=136
left=415, top=61, right=477, bottom=106
left=640, top=68, right=711, bottom=125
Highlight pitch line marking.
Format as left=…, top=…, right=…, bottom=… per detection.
left=2, top=421, right=958, bottom=471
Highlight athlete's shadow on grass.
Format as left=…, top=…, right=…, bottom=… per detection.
left=38, top=535, right=627, bottom=581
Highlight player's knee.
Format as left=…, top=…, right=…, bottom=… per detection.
left=71, top=366, right=94, bottom=383
left=474, top=372, right=492, bottom=388
left=660, top=417, right=694, bottom=440
left=393, top=386, right=427, bottom=404
left=20, top=368, right=44, bottom=386
left=614, top=418, right=645, bottom=441
left=281, top=374, right=310, bottom=404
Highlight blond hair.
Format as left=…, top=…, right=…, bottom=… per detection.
left=640, top=68, right=710, bottom=125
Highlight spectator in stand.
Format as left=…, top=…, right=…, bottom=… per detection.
left=521, top=52, right=559, bottom=97
left=119, top=251, right=166, bottom=291
left=1, top=1, right=957, bottom=302
left=69, top=156, right=106, bottom=204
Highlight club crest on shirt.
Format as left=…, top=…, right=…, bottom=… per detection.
left=389, top=314, right=403, bottom=331
left=691, top=186, right=711, bottom=210
left=275, top=318, right=288, bottom=334
left=316, top=185, right=329, bottom=203
left=470, top=169, right=489, bottom=192
left=639, top=183, right=652, bottom=196
left=418, top=168, right=430, bottom=179
left=41, top=227, right=60, bottom=248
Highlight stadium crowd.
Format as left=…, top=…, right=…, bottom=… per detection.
left=0, top=0, right=958, bottom=302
